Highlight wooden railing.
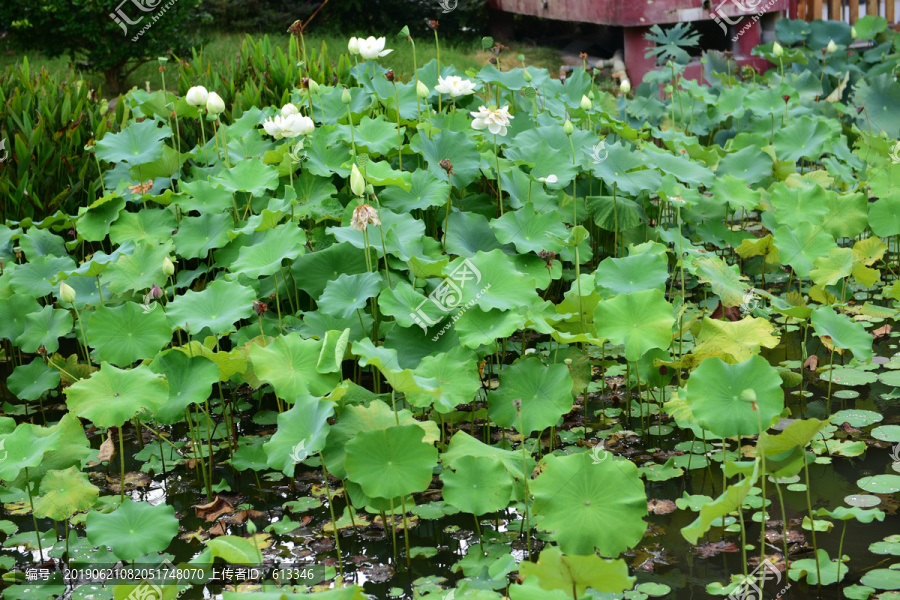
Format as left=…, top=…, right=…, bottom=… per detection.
left=798, top=0, right=897, bottom=25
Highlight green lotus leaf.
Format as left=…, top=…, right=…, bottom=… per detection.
left=109, top=209, right=176, bottom=246
left=488, top=357, right=573, bottom=435
left=19, top=227, right=66, bottom=260
left=291, top=242, right=369, bottom=298
left=173, top=213, right=234, bottom=260
left=490, top=203, right=568, bottom=255
left=587, top=142, right=661, bottom=197
left=380, top=169, right=449, bottom=213
left=263, top=394, right=334, bottom=476
left=858, top=475, right=900, bottom=494
left=86, top=499, right=178, bottom=561
left=9, top=413, right=91, bottom=488
left=716, top=147, right=773, bottom=187
left=249, top=333, right=342, bottom=400
left=444, top=211, right=506, bottom=257
left=860, top=568, right=900, bottom=591
left=868, top=194, right=900, bottom=237
left=407, top=353, right=481, bottom=413
left=205, top=535, right=263, bottom=566
left=531, top=452, right=648, bottom=556
left=15, top=305, right=73, bottom=354
left=34, top=467, right=99, bottom=521
left=10, top=255, right=76, bottom=297
left=0, top=295, right=42, bottom=342
left=693, top=316, right=780, bottom=364
left=810, top=247, right=855, bottom=287
left=830, top=409, right=882, bottom=428
left=344, top=424, right=439, bottom=500
left=682, top=465, right=757, bottom=544
left=94, top=119, right=172, bottom=165
left=229, top=224, right=307, bottom=279
left=442, top=431, right=535, bottom=492
left=854, top=73, right=900, bottom=139
left=318, top=272, right=383, bottom=319
left=148, top=351, right=219, bottom=424
left=103, top=242, right=173, bottom=296
left=166, top=279, right=256, bottom=336
left=377, top=281, right=445, bottom=330
left=684, top=355, right=784, bottom=438
left=787, top=549, right=848, bottom=586
left=0, top=423, right=62, bottom=482
left=823, top=191, right=867, bottom=239
left=870, top=534, right=900, bottom=555
left=773, top=222, right=836, bottom=279
left=316, top=328, right=350, bottom=374
left=304, top=131, right=353, bottom=178
left=774, top=115, right=837, bottom=162
left=586, top=195, right=645, bottom=232
left=440, top=455, right=512, bottom=515
left=86, top=302, right=172, bottom=366
left=687, top=254, right=750, bottom=307
left=328, top=208, right=425, bottom=261
left=453, top=306, right=521, bottom=349
left=810, top=307, right=873, bottom=362
left=594, top=288, right=674, bottom=361
left=594, top=252, right=668, bottom=297
left=64, top=362, right=168, bottom=429
left=352, top=338, right=441, bottom=395
left=871, top=425, right=900, bottom=443
left=177, top=179, right=235, bottom=214
left=443, top=250, right=540, bottom=313
left=212, top=158, right=279, bottom=196
left=410, top=129, right=482, bottom=187
left=519, top=546, right=634, bottom=595
left=75, top=194, right=126, bottom=242
left=8, top=359, right=61, bottom=401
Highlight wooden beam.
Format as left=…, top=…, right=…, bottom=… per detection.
left=887, top=0, right=895, bottom=24
left=829, top=0, right=842, bottom=20
left=850, top=0, right=860, bottom=23
left=868, top=0, right=879, bottom=17
left=812, top=0, right=824, bottom=19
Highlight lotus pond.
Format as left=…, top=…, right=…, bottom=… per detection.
left=2, top=16, right=900, bottom=600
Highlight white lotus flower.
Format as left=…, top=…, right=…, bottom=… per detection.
left=434, top=75, right=476, bottom=97
left=186, top=86, right=209, bottom=107
left=348, top=37, right=360, bottom=55
left=826, top=39, right=838, bottom=53
left=206, top=92, right=226, bottom=115
left=281, top=103, right=299, bottom=117
left=281, top=114, right=314, bottom=138
left=469, top=105, right=513, bottom=136
left=538, top=175, right=558, bottom=184
left=357, top=36, right=392, bottom=60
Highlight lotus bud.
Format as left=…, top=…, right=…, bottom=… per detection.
left=206, top=92, right=226, bottom=115
left=186, top=85, right=209, bottom=107
left=580, top=94, right=591, bottom=111
left=564, top=358, right=572, bottom=365
left=341, top=87, right=351, bottom=105
left=523, top=69, right=533, bottom=82
left=149, top=284, right=163, bottom=299
left=620, top=79, right=631, bottom=94
left=416, top=80, right=429, bottom=98
left=588, top=89, right=595, bottom=99
left=399, top=25, right=410, bottom=38
left=348, top=37, right=360, bottom=55
left=60, top=281, right=76, bottom=304
left=281, top=103, right=299, bottom=117
left=826, top=39, right=837, bottom=53
left=773, top=41, right=784, bottom=57
left=350, top=164, right=365, bottom=197
left=563, top=119, right=574, bottom=135
left=246, top=520, right=257, bottom=535
left=851, top=26, right=857, bottom=38
left=163, top=256, right=175, bottom=276
left=307, top=79, right=319, bottom=94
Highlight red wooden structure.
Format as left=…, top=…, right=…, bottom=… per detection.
left=486, top=0, right=796, bottom=85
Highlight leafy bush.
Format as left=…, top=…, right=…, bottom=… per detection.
left=0, top=0, right=211, bottom=94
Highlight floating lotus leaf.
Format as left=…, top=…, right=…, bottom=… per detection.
left=830, top=409, right=882, bottom=428
left=531, top=452, right=647, bottom=556
left=594, top=289, right=674, bottom=361
left=165, top=279, right=256, bottom=336
left=488, top=357, right=574, bottom=435
left=64, top=363, right=168, bottom=429
left=86, top=302, right=172, bottom=366
left=682, top=464, right=757, bottom=544
left=344, top=424, right=439, bottom=500
left=518, top=546, right=634, bottom=596
left=86, top=499, right=178, bottom=561
left=858, top=475, right=900, bottom=494
left=34, top=467, right=99, bottom=521
left=788, top=549, right=848, bottom=586
left=684, top=355, right=784, bottom=438
left=263, top=394, right=334, bottom=476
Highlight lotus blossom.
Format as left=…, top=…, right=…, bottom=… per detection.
left=351, top=204, right=380, bottom=231
left=348, top=37, right=360, bottom=55
left=281, top=103, right=299, bottom=117
left=357, top=36, right=392, bottom=60
left=434, top=76, right=476, bottom=97
left=263, top=113, right=315, bottom=140
left=206, top=92, right=226, bottom=115
left=470, top=105, right=513, bottom=136
left=538, top=175, right=558, bottom=184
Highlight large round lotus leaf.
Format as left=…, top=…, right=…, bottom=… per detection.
left=810, top=247, right=855, bottom=287
left=773, top=115, right=836, bottom=162
left=211, top=157, right=279, bottom=196
left=290, top=242, right=369, bottom=298
left=870, top=535, right=900, bottom=556
left=103, top=243, right=173, bottom=296
left=441, top=250, right=541, bottom=312
left=109, top=209, right=176, bottom=246
left=490, top=204, right=568, bottom=255
left=86, top=302, right=172, bottom=366
left=684, top=355, right=784, bottom=438
left=15, top=305, right=73, bottom=354
left=810, top=307, right=873, bottom=363
left=594, top=253, right=669, bottom=297
left=9, top=255, right=76, bottom=297
left=488, top=357, right=574, bottom=436
left=872, top=425, right=900, bottom=443
left=318, top=272, right=384, bottom=319
left=148, top=351, right=219, bottom=424
left=861, top=568, right=900, bottom=590
left=0, top=423, right=62, bottom=481
left=344, top=424, right=438, bottom=500
left=531, top=452, right=647, bottom=557
left=830, top=409, right=883, bottom=428
left=263, top=394, right=334, bottom=477
left=94, top=119, right=171, bottom=165
left=0, top=295, right=42, bottom=342
left=440, top=455, right=513, bottom=516
left=86, top=499, right=178, bottom=561
left=165, top=279, right=256, bottom=336
left=773, top=223, right=836, bottom=279
left=64, top=363, right=168, bottom=429
left=408, top=353, right=481, bottom=413
left=594, top=288, right=674, bottom=361
left=249, top=333, right=343, bottom=400
left=821, top=367, right=878, bottom=386
left=34, top=466, right=99, bottom=521
left=858, top=475, right=900, bottom=494
left=518, top=546, right=635, bottom=596
left=869, top=195, right=900, bottom=238
left=173, top=213, right=233, bottom=260
left=8, top=359, right=60, bottom=401
left=228, top=224, right=307, bottom=279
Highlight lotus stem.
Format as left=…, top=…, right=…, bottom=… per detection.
left=319, top=453, right=344, bottom=578
left=118, top=425, right=126, bottom=503
left=802, top=451, right=822, bottom=593
left=516, top=406, right=532, bottom=561
left=773, top=478, right=790, bottom=569
left=24, top=467, right=43, bottom=560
